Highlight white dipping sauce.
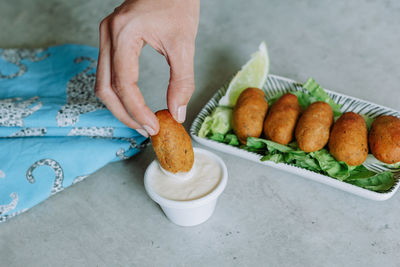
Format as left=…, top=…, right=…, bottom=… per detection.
left=150, top=153, right=222, bottom=201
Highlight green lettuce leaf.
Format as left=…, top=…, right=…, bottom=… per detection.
left=247, top=137, right=302, bottom=154
left=261, top=153, right=284, bottom=163
left=207, top=132, right=239, bottom=146
left=311, top=149, right=351, bottom=181
left=198, top=116, right=213, bottom=138
left=292, top=154, right=321, bottom=172
left=346, top=169, right=395, bottom=191
left=224, top=134, right=239, bottom=146
left=291, top=91, right=311, bottom=110
left=198, top=107, right=233, bottom=138
left=208, top=132, right=225, bottom=142
left=252, top=137, right=319, bottom=171
left=302, top=78, right=342, bottom=116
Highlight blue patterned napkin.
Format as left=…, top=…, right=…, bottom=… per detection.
left=0, top=44, right=147, bottom=222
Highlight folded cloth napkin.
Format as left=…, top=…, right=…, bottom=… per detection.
left=0, top=44, right=148, bottom=222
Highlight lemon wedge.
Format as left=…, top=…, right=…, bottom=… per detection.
left=218, top=41, right=270, bottom=107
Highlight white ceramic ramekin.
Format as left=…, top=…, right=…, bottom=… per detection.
left=144, top=147, right=228, bottom=227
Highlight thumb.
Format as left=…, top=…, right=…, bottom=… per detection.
left=166, top=42, right=195, bottom=123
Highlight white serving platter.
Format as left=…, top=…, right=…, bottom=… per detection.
left=190, top=74, right=400, bottom=201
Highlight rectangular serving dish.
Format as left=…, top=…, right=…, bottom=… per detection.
left=190, top=74, right=400, bottom=201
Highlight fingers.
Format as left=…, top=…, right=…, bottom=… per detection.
left=166, top=40, right=195, bottom=123
left=95, top=18, right=149, bottom=137
left=109, top=22, right=160, bottom=136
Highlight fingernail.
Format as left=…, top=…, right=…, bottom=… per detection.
left=177, top=105, right=187, bottom=123
left=143, top=125, right=156, bottom=136
left=136, top=128, right=149, bottom=138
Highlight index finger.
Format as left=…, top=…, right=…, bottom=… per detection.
left=95, top=17, right=144, bottom=132
left=110, top=34, right=159, bottom=135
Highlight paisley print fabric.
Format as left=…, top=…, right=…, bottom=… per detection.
left=0, top=44, right=148, bottom=223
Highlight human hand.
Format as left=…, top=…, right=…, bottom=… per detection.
left=95, top=0, right=200, bottom=137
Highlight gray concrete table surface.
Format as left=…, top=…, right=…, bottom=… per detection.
left=1, top=0, right=400, bottom=266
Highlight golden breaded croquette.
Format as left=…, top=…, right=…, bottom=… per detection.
left=151, top=110, right=194, bottom=173
left=369, top=115, right=400, bottom=164
left=263, top=93, right=302, bottom=145
left=328, top=112, right=368, bottom=166
left=295, top=101, right=333, bottom=152
left=233, top=88, right=269, bottom=144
